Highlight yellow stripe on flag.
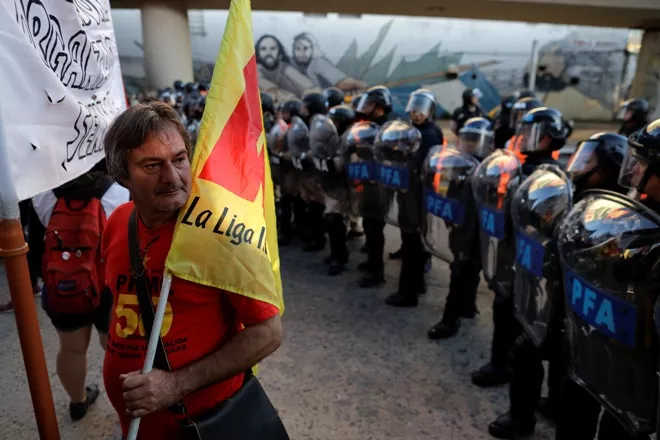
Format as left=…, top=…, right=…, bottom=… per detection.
left=165, top=0, right=283, bottom=313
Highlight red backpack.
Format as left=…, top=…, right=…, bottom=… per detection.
left=43, top=191, right=109, bottom=315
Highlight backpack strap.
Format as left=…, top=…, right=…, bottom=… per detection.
left=127, top=208, right=189, bottom=416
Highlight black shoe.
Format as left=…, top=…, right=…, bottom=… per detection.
left=328, top=260, right=345, bottom=276
left=385, top=292, right=418, bottom=307
left=427, top=319, right=460, bottom=340
left=359, top=272, right=385, bottom=288
left=304, top=239, right=325, bottom=252
left=357, top=260, right=371, bottom=272
left=389, top=248, right=403, bottom=260
left=487, top=412, right=535, bottom=439
left=459, top=307, right=479, bottom=319
left=70, top=385, right=100, bottom=421
left=347, top=230, right=364, bottom=239
left=471, top=363, right=510, bottom=388
left=536, top=397, right=558, bottom=423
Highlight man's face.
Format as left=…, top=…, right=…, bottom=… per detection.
left=258, top=37, right=280, bottom=71
left=410, top=111, right=427, bottom=125
left=123, top=130, right=191, bottom=216
left=293, top=38, right=313, bottom=67
left=471, top=96, right=480, bottom=106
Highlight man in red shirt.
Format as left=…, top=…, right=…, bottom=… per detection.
left=102, top=101, right=283, bottom=439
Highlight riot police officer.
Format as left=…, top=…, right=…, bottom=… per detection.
left=280, top=99, right=304, bottom=124
left=488, top=133, right=628, bottom=439
left=550, top=122, right=660, bottom=440
left=261, top=92, right=276, bottom=134
left=472, top=107, right=571, bottom=388
left=618, top=98, right=649, bottom=137
left=328, top=105, right=356, bottom=137
left=390, top=89, right=444, bottom=260
left=494, top=90, right=536, bottom=150
left=302, top=92, right=328, bottom=126
left=450, top=88, right=484, bottom=135
left=428, top=117, right=493, bottom=336
left=324, top=87, right=346, bottom=109
left=355, top=86, right=395, bottom=287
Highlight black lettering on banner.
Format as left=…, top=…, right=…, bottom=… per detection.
left=65, top=91, right=120, bottom=167
left=14, top=0, right=116, bottom=91
left=68, top=0, right=111, bottom=27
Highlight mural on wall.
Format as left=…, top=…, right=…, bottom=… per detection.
left=111, top=10, right=634, bottom=120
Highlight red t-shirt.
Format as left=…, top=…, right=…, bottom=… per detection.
left=102, top=203, right=279, bottom=440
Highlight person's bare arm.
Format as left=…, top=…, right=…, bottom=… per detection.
left=122, top=314, right=282, bottom=418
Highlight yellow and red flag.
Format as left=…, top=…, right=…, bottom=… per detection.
left=165, top=0, right=283, bottom=312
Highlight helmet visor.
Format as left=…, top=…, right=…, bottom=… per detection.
left=356, top=95, right=376, bottom=115
left=618, top=147, right=649, bottom=190
left=617, top=105, right=633, bottom=122
left=405, top=95, right=433, bottom=118
left=566, top=140, right=599, bottom=178
left=517, top=122, right=544, bottom=153
left=459, top=128, right=494, bottom=159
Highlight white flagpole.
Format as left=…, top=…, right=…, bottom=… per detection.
left=126, top=270, right=173, bottom=440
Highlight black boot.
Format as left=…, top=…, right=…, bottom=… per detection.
left=487, top=412, right=535, bottom=439
left=471, top=363, right=510, bottom=388
left=385, top=292, right=418, bottom=307
left=427, top=319, right=460, bottom=340
left=459, top=306, right=479, bottom=319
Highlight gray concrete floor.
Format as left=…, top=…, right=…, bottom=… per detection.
left=0, top=225, right=555, bottom=439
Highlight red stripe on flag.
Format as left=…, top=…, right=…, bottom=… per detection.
left=198, top=55, right=265, bottom=202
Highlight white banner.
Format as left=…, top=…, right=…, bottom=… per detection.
left=0, top=0, right=126, bottom=201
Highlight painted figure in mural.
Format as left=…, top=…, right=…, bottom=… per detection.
left=450, top=88, right=485, bottom=135
left=617, top=98, right=650, bottom=137
left=291, top=32, right=368, bottom=92
left=255, top=34, right=316, bottom=102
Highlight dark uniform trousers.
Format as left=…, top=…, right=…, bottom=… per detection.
left=363, top=217, right=386, bottom=274
left=397, top=230, right=425, bottom=296
left=443, top=241, right=481, bottom=321
left=556, top=378, right=650, bottom=440
left=326, top=213, right=348, bottom=263
left=491, top=292, right=522, bottom=369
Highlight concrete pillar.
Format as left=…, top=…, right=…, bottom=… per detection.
left=630, top=30, right=660, bottom=120
left=141, top=3, right=194, bottom=91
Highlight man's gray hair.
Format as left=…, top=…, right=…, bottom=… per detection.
left=103, top=101, right=192, bottom=180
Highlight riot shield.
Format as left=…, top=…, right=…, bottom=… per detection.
left=374, top=120, right=423, bottom=232
left=309, top=114, right=348, bottom=212
left=421, top=145, right=480, bottom=263
left=340, top=121, right=383, bottom=219
left=266, top=120, right=290, bottom=187
left=558, top=190, right=660, bottom=435
left=472, top=149, right=523, bottom=297
left=512, top=165, right=573, bottom=347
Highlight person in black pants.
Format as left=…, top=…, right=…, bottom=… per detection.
left=473, top=107, right=571, bottom=389
left=429, top=117, right=494, bottom=336
left=354, top=85, right=396, bottom=288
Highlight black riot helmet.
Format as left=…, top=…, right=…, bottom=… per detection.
left=462, top=88, right=482, bottom=107
left=618, top=99, right=649, bottom=125
left=458, top=117, right=494, bottom=160
left=198, top=83, right=208, bottom=94
left=194, top=95, right=206, bottom=121
left=516, top=107, right=571, bottom=154
left=302, top=92, right=328, bottom=119
left=351, top=93, right=363, bottom=111
left=619, top=119, right=660, bottom=194
left=280, top=99, right=303, bottom=124
left=173, top=80, right=184, bottom=92
left=406, top=89, right=437, bottom=124
left=373, top=120, right=422, bottom=164
left=510, top=97, right=544, bottom=129
left=184, top=82, right=196, bottom=94
left=158, top=89, right=176, bottom=107
left=340, top=120, right=380, bottom=160
left=324, top=87, right=345, bottom=109
left=260, top=92, right=275, bottom=115
left=517, top=89, right=536, bottom=100
left=328, top=105, right=356, bottom=137
left=566, top=132, right=627, bottom=195
left=356, top=85, right=392, bottom=117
